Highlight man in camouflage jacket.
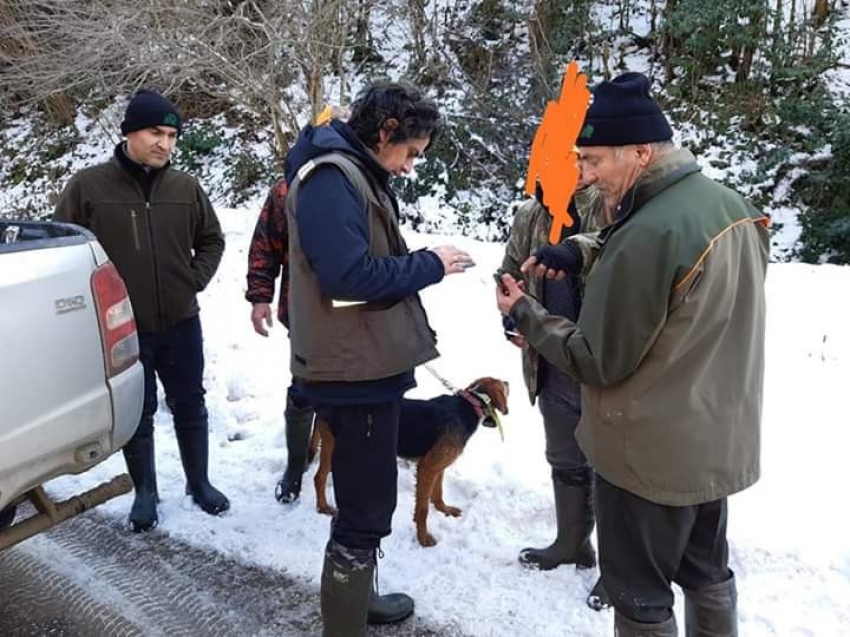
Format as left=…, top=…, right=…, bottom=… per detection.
left=500, top=180, right=610, bottom=610
left=245, top=178, right=316, bottom=505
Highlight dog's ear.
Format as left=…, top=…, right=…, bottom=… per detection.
left=476, top=377, right=509, bottom=415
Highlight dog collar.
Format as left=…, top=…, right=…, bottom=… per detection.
left=459, top=389, right=504, bottom=442
left=458, top=389, right=486, bottom=419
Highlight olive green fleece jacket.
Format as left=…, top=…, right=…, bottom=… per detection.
left=500, top=187, right=605, bottom=404
left=53, top=154, right=224, bottom=334
left=510, top=149, right=770, bottom=506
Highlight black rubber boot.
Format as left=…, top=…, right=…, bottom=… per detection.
left=366, top=551, right=414, bottom=625
left=519, top=466, right=596, bottom=570
left=275, top=402, right=315, bottom=504
left=321, top=540, right=373, bottom=637
left=684, top=574, right=738, bottom=636
left=587, top=575, right=612, bottom=611
left=122, top=434, right=159, bottom=532
left=615, top=611, right=678, bottom=636
left=175, top=425, right=230, bottom=515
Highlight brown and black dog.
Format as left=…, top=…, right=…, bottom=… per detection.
left=311, top=377, right=509, bottom=547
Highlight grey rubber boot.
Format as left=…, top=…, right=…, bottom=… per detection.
left=367, top=551, right=414, bottom=625
left=684, top=575, right=737, bottom=637
left=615, top=611, right=678, bottom=636
left=275, top=402, right=315, bottom=504
left=122, top=433, right=159, bottom=532
left=321, top=541, right=374, bottom=637
left=519, top=467, right=596, bottom=570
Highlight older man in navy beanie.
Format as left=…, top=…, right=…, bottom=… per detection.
left=54, top=88, right=229, bottom=533
left=498, top=71, right=770, bottom=636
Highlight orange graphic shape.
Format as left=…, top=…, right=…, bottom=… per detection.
left=524, top=62, right=591, bottom=244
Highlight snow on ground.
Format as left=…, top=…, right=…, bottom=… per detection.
left=49, top=207, right=850, bottom=636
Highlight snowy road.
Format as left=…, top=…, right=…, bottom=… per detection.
left=0, top=509, right=461, bottom=636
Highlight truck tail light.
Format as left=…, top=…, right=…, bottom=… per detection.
left=91, top=262, right=139, bottom=378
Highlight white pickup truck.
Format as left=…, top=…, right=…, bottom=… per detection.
left=0, top=220, right=144, bottom=550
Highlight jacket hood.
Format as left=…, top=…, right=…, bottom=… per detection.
left=284, top=119, right=389, bottom=187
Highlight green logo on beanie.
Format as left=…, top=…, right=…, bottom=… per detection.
left=580, top=124, right=595, bottom=139
left=163, top=112, right=179, bottom=127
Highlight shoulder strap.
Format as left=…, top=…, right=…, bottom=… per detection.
left=294, top=153, right=386, bottom=212
left=288, top=152, right=402, bottom=251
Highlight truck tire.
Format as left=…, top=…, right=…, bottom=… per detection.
left=0, top=505, right=16, bottom=529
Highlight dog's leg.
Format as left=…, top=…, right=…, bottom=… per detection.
left=431, top=469, right=462, bottom=518
left=414, top=459, right=440, bottom=548
left=313, top=420, right=337, bottom=516
left=414, top=439, right=463, bottom=547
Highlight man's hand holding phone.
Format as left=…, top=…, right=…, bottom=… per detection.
left=494, top=270, right=527, bottom=317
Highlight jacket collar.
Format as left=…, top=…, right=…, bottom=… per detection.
left=632, top=148, right=700, bottom=209
left=601, top=148, right=701, bottom=239
left=113, top=142, right=169, bottom=176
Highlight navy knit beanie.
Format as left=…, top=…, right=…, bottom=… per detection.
left=120, top=90, right=183, bottom=136
left=577, top=72, right=672, bottom=147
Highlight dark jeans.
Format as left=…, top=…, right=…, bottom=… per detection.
left=537, top=364, right=587, bottom=472
left=134, top=315, right=207, bottom=441
left=596, top=474, right=732, bottom=624
left=321, top=400, right=401, bottom=551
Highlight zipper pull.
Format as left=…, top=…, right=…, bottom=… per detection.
left=366, top=412, right=373, bottom=438
left=130, top=209, right=141, bottom=251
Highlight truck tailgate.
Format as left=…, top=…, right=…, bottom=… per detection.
left=0, top=242, right=118, bottom=504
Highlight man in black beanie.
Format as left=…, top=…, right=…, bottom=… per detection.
left=54, top=89, right=229, bottom=532
left=497, top=72, right=769, bottom=636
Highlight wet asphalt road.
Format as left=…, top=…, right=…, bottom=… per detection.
left=0, top=509, right=464, bottom=637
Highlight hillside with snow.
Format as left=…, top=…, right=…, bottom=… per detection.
left=2, top=0, right=849, bottom=262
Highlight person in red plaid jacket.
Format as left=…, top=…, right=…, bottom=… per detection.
left=245, top=177, right=316, bottom=504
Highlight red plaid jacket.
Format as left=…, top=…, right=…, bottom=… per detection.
left=245, top=178, right=290, bottom=326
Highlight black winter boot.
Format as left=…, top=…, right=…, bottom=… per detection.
left=175, top=425, right=230, bottom=515
left=275, top=402, right=315, bottom=504
left=321, top=540, right=374, bottom=637
left=0, top=504, right=17, bottom=529
left=122, top=434, right=159, bottom=532
left=684, top=574, right=737, bottom=637
left=366, top=551, right=414, bottom=625
left=519, top=466, right=596, bottom=570
left=615, top=611, right=678, bottom=636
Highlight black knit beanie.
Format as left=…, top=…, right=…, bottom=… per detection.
left=576, top=72, right=672, bottom=147
left=120, top=90, right=183, bottom=136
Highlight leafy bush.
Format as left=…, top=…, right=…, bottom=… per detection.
left=227, top=148, right=275, bottom=206
left=174, top=123, right=225, bottom=173
left=796, top=111, right=850, bottom=264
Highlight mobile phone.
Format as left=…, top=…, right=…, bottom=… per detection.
left=460, top=260, right=476, bottom=269
left=493, top=272, right=510, bottom=294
